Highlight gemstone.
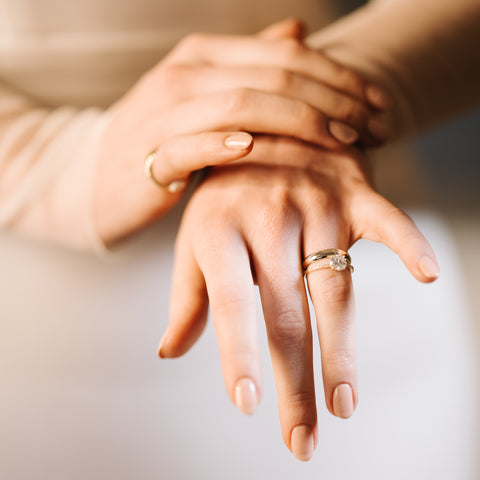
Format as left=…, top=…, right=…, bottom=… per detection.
left=330, top=254, right=348, bottom=271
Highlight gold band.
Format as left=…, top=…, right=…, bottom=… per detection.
left=144, top=148, right=187, bottom=193
left=303, top=248, right=354, bottom=275
left=303, top=248, right=351, bottom=270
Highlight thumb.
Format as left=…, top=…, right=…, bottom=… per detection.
left=258, top=18, right=305, bottom=40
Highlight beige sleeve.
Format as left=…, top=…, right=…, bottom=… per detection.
left=307, top=0, right=480, bottom=136
left=0, top=82, right=110, bottom=251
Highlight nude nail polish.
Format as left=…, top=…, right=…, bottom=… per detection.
left=333, top=384, right=354, bottom=419
left=234, top=378, right=258, bottom=415
left=329, top=121, right=359, bottom=144
left=418, top=256, right=440, bottom=280
left=224, top=133, right=253, bottom=150
left=291, top=425, right=315, bottom=462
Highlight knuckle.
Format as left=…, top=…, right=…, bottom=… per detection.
left=159, top=64, right=187, bottom=86
left=285, top=390, right=316, bottom=410
left=295, top=101, right=319, bottom=127
left=268, top=68, right=294, bottom=92
left=212, top=285, right=249, bottom=315
left=177, top=32, right=207, bottom=52
left=223, top=87, right=253, bottom=114
left=271, top=310, right=308, bottom=348
left=338, top=69, right=365, bottom=96
left=279, top=38, right=303, bottom=61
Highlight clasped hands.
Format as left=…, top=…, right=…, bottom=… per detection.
left=94, top=19, right=440, bottom=462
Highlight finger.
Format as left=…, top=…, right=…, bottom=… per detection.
left=162, top=65, right=378, bottom=139
left=150, top=131, right=253, bottom=186
left=258, top=18, right=305, bottom=40
left=170, top=33, right=368, bottom=101
left=159, top=227, right=209, bottom=358
left=249, top=212, right=317, bottom=462
left=196, top=227, right=262, bottom=416
left=155, top=88, right=353, bottom=149
left=302, top=214, right=357, bottom=420
left=355, top=192, right=440, bottom=283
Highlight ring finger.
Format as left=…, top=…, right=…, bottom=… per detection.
left=302, top=215, right=358, bottom=420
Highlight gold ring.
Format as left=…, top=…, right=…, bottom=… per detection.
left=303, top=248, right=354, bottom=275
left=144, top=148, right=187, bottom=193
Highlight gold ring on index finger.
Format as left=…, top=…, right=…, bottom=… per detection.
left=144, top=148, right=188, bottom=193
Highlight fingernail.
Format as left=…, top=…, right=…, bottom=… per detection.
left=333, top=384, right=354, bottom=419
left=367, top=118, right=395, bottom=142
left=291, top=425, right=315, bottom=462
left=234, top=378, right=259, bottom=415
left=365, top=85, right=392, bottom=109
left=157, top=333, right=169, bottom=358
left=417, top=256, right=440, bottom=280
left=224, top=132, right=253, bottom=150
left=329, top=121, right=359, bottom=144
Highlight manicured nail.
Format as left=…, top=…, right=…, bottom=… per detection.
left=234, top=378, right=259, bottom=415
left=329, top=121, right=359, bottom=144
left=367, top=118, right=395, bottom=142
left=417, top=256, right=440, bottom=280
left=333, top=384, right=354, bottom=419
left=291, top=425, right=315, bottom=462
left=365, top=85, right=392, bottom=109
left=224, top=132, right=253, bottom=150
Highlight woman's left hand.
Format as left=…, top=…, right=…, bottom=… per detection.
left=157, top=136, right=439, bottom=461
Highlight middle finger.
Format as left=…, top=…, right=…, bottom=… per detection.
left=249, top=209, right=317, bottom=462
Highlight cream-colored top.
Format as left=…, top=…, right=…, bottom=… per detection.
left=0, top=0, right=331, bottom=250
left=0, top=0, right=479, bottom=250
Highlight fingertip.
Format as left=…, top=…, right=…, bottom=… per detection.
left=365, top=84, right=393, bottom=110
left=332, top=383, right=355, bottom=419
left=329, top=120, right=359, bottom=144
left=157, top=331, right=170, bottom=358
left=416, top=255, right=440, bottom=283
left=291, top=425, right=315, bottom=461
left=234, top=377, right=260, bottom=415
left=224, top=132, right=253, bottom=151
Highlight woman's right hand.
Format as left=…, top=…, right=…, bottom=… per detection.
left=93, top=20, right=392, bottom=245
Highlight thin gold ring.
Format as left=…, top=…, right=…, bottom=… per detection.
left=303, top=248, right=354, bottom=275
left=144, top=148, right=187, bottom=193
left=303, top=248, right=351, bottom=270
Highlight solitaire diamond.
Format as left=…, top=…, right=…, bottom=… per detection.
left=330, top=254, right=348, bottom=271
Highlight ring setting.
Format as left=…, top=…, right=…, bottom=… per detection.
left=303, top=248, right=354, bottom=275
left=144, top=148, right=187, bottom=193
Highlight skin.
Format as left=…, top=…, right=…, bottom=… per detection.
left=159, top=136, right=439, bottom=461
left=91, top=19, right=419, bottom=462
left=93, top=20, right=391, bottom=244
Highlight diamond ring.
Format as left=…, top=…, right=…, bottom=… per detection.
left=303, top=248, right=354, bottom=275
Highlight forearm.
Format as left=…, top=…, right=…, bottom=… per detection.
left=307, top=0, right=480, bottom=137
left=0, top=82, right=109, bottom=251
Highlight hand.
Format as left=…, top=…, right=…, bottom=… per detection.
left=158, top=137, right=439, bottom=461
left=93, top=19, right=392, bottom=245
